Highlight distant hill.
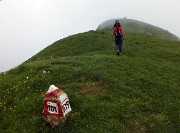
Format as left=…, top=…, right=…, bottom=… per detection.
left=97, top=18, right=179, bottom=41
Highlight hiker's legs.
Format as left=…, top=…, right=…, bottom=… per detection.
left=115, top=40, right=120, bottom=55
left=116, top=43, right=119, bottom=51
left=119, top=38, right=123, bottom=54
left=115, top=37, right=123, bottom=55
left=119, top=42, right=122, bottom=54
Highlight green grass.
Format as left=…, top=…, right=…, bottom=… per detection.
left=0, top=30, right=180, bottom=133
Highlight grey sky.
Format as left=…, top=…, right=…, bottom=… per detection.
left=0, top=0, right=180, bottom=72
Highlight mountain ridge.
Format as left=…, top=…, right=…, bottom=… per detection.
left=97, top=18, right=179, bottom=41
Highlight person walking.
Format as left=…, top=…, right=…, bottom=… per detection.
left=112, top=20, right=124, bottom=55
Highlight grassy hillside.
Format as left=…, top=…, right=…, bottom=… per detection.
left=97, top=18, right=180, bottom=41
left=0, top=30, right=180, bottom=133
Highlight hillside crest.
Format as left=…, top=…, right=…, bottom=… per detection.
left=0, top=29, right=180, bottom=132
left=97, top=18, right=179, bottom=41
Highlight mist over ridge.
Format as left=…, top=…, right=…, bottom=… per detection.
left=97, top=18, right=179, bottom=41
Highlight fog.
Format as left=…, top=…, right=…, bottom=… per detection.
left=0, top=0, right=180, bottom=72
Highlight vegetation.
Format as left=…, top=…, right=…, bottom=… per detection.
left=0, top=30, right=180, bottom=133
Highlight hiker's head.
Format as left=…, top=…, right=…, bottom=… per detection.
left=115, top=20, right=119, bottom=24
left=115, top=20, right=120, bottom=26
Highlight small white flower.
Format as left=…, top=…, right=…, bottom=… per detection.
left=43, top=71, right=46, bottom=74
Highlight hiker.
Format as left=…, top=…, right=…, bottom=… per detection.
left=112, top=20, right=124, bottom=55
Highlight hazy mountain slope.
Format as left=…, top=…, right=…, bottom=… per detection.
left=0, top=31, right=180, bottom=132
left=97, top=18, right=179, bottom=41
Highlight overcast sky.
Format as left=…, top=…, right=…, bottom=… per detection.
left=0, top=0, right=180, bottom=72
